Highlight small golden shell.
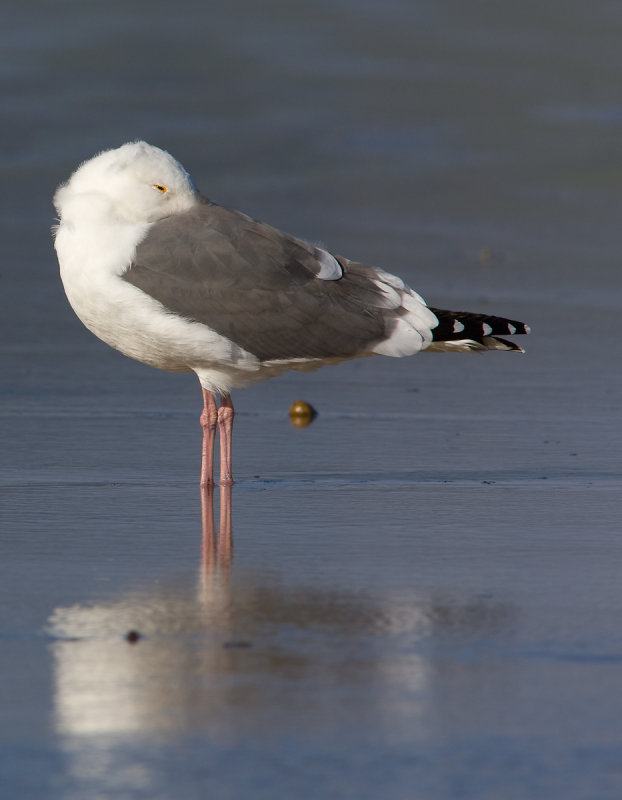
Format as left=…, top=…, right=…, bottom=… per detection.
left=289, top=400, right=317, bottom=428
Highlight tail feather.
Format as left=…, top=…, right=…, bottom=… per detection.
left=427, top=307, right=529, bottom=353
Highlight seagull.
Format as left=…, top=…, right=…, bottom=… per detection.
left=53, top=141, right=529, bottom=486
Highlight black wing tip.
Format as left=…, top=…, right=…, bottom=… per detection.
left=429, top=307, right=530, bottom=343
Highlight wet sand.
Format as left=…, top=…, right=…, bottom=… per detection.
left=2, top=1, right=622, bottom=797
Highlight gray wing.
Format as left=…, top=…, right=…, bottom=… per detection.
left=123, top=199, right=401, bottom=362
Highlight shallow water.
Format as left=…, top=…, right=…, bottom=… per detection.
left=2, top=1, right=622, bottom=798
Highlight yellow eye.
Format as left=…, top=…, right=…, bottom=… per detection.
left=153, top=184, right=168, bottom=193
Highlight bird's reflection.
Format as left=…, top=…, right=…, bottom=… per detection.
left=47, top=488, right=515, bottom=747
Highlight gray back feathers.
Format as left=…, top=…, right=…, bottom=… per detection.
left=123, top=200, right=397, bottom=362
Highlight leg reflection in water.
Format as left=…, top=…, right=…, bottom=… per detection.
left=201, top=484, right=233, bottom=578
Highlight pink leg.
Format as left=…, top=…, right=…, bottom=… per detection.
left=200, top=388, right=218, bottom=487
left=217, top=394, right=235, bottom=486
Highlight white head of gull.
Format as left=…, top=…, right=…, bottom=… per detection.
left=54, top=141, right=529, bottom=485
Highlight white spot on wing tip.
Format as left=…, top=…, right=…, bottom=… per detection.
left=453, top=319, right=465, bottom=333
left=482, top=323, right=493, bottom=335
